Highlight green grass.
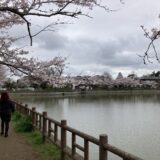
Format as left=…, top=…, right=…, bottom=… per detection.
left=12, top=112, right=60, bottom=160
left=24, top=131, right=60, bottom=160
left=12, top=112, right=33, bottom=132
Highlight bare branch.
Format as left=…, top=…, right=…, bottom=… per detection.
left=140, top=24, right=160, bottom=64
left=0, top=0, right=113, bottom=45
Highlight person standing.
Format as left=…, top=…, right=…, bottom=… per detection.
left=0, top=92, right=15, bottom=137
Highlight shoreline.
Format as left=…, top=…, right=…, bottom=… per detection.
left=10, top=89, right=160, bottom=97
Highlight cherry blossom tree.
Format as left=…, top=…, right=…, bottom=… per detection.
left=0, top=0, right=122, bottom=82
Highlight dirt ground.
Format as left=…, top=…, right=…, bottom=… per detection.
left=0, top=123, right=42, bottom=160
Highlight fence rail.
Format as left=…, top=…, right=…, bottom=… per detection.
left=13, top=101, right=143, bottom=160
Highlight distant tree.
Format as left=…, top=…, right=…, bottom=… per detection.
left=114, top=77, right=140, bottom=89
left=155, top=71, right=160, bottom=77
left=150, top=71, right=156, bottom=77
left=30, top=82, right=40, bottom=90
left=40, top=81, right=51, bottom=90
left=17, top=76, right=36, bottom=88
left=3, top=78, right=16, bottom=90
left=116, top=72, right=123, bottom=80
left=103, top=72, right=113, bottom=80
left=145, top=71, right=160, bottom=78
left=127, top=72, right=137, bottom=79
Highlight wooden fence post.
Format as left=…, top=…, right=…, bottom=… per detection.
left=31, top=107, right=36, bottom=126
left=20, top=102, right=23, bottom=113
left=99, top=134, right=108, bottom=160
left=84, top=139, right=89, bottom=160
left=42, top=111, right=47, bottom=143
left=35, top=113, right=38, bottom=127
left=24, top=104, right=28, bottom=116
left=22, top=104, right=25, bottom=114
left=54, top=124, right=58, bottom=142
left=14, top=101, right=17, bottom=110
left=61, top=120, right=67, bottom=160
left=72, top=133, right=76, bottom=157
left=39, top=115, right=42, bottom=130
left=19, top=102, right=21, bottom=112
left=48, top=120, right=51, bottom=137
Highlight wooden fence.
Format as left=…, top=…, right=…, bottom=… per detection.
left=13, top=101, right=143, bottom=160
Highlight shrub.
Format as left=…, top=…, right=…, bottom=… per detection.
left=12, top=112, right=33, bottom=132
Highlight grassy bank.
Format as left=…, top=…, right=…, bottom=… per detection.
left=12, top=112, right=60, bottom=160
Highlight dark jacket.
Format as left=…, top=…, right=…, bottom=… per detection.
left=0, top=100, right=15, bottom=116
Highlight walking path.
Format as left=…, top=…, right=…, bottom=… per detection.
left=0, top=123, right=42, bottom=160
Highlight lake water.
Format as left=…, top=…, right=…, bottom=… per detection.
left=13, top=91, right=160, bottom=160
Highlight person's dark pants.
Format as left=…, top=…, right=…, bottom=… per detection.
left=0, top=114, right=11, bottom=137
left=1, top=120, right=9, bottom=135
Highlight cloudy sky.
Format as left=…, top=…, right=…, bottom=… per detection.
left=15, top=0, right=160, bottom=78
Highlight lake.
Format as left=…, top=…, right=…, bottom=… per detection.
left=13, top=91, right=160, bottom=160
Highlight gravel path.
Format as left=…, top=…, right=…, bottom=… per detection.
left=0, top=123, right=42, bottom=160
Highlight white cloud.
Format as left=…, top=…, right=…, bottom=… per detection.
left=11, top=0, right=160, bottom=77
